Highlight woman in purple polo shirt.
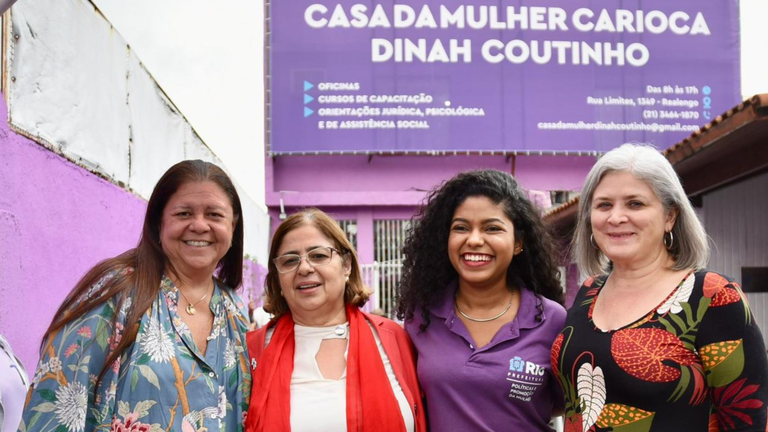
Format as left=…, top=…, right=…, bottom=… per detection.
left=398, top=169, right=567, bottom=431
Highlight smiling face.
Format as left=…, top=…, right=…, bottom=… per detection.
left=590, top=171, right=676, bottom=269
left=448, top=196, right=521, bottom=290
left=276, top=224, right=351, bottom=324
left=160, top=181, right=235, bottom=281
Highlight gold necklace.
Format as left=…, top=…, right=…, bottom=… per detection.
left=455, top=292, right=513, bottom=323
left=178, top=282, right=212, bottom=315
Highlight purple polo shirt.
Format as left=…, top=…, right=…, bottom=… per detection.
left=405, top=285, right=566, bottom=432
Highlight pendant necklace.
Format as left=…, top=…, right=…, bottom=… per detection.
left=455, top=292, right=513, bottom=323
left=178, top=283, right=211, bottom=315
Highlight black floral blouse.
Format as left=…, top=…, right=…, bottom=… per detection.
left=552, top=270, right=768, bottom=431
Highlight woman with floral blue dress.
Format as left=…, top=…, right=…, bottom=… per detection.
left=19, top=160, right=251, bottom=432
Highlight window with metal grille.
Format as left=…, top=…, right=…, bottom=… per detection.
left=359, top=219, right=410, bottom=318
left=374, top=219, right=410, bottom=263
left=743, top=267, right=768, bottom=293
left=336, top=219, right=358, bottom=251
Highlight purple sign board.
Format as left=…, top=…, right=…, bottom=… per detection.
left=269, top=1, right=740, bottom=155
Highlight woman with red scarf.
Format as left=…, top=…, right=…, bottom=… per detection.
left=245, top=209, right=426, bottom=432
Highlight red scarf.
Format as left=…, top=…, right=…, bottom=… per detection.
left=245, top=304, right=407, bottom=432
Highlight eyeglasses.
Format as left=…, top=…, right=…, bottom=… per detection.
left=273, top=246, right=343, bottom=273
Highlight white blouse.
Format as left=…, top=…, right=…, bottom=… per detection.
left=266, top=322, right=415, bottom=432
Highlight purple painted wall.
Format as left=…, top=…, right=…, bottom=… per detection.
left=266, top=153, right=593, bottom=269
left=0, top=95, right=146, bottom=372
left=267, top=154, right=592, bottom=206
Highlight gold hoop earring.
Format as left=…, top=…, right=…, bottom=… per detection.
left=590, top=233, right=599, bottom=249
left=663, top=231, right=674, bottom=250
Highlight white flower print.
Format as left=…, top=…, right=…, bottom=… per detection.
left=208, top=322, right=222, bottom=341
left=54, top=381, right=88, bottom=432
left=224, top=340, right=237, bottom=369
left=576, top=363, right=606, bottom=432
left=217, top=386, right=227, bottom=418
left=172, top=316, right=191, bottom=336
left=105, top=381, right=117, bottom=403
left=32, top=370, right=43, bottom=387
left=49, top=356, right=63, bottom=373
left=657, top=272, right=695, bottom=315
left=140, top=316, right=175, bottom=363
left=119, top=296, right=133, bottom=316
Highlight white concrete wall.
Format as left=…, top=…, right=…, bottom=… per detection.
left=4, top=0, right=269, bottom=264
left=89, top=0, right=266, bottom=206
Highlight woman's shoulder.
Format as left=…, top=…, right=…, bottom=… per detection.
left=76, top=266, right=133, bottom=300
left=246, top=325, right=268, bottom=345
left=690, top=269, right=742, bottom=298
left=216, top=280, right=250, bottom=319
left=692, top=268, right=736, bottom=285
left=364, top=312, right=407, bottom=334
left=64, top=266, right=135, bottom=319
left=539, top=294, right=567, bottom=323
left=580, top=274, right=608, bottom=290
left=571, top=274, right=607, bottom=298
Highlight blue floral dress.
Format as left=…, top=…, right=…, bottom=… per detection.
left=19, top=273, right=251, bottom=432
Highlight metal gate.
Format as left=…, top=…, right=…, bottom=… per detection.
left=359, top=219, right=410, bottom=318
left=361, top=260, right=403, bottom=317
left=336, top=219, right=358, bottom=250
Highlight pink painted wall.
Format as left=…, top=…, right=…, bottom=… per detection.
left=0, top=96, right=147, bottom=372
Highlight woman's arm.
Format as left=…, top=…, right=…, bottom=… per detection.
left=20, top=297, right=125, bottom=432
left=696, top=272, right=768, bottom=432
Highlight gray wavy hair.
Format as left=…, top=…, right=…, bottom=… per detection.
left=574, top=143, right=710, bottom=276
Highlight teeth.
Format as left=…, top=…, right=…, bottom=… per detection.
left=464, top=254, right=491, bottom=262
left=185, top=241, right=211, bottom=247
left=297, top=283, right=320, bottom=290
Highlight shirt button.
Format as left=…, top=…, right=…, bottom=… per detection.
left=469, top=344, right=474, bottom=349
left=208, top=372, right=215, bottom=378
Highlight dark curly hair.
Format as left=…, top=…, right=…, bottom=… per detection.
left=396, top=169, right=564, bottom=331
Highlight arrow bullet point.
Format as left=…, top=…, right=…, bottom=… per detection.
left=304, top=81, right=314, bottom=91
left=304, top=106, right=314, bottom=117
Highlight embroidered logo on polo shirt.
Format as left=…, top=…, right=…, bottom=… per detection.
left=506, top=356, right=546, bottom=402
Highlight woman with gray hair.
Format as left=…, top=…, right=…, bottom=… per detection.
left=551, top=144, right=767, bottom=431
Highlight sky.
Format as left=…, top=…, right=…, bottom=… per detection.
left=91, top=0, right=265, bottom=204
left=740, top=0, right=768, bottom=98
left=91, top=0, right=767, bottom=206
